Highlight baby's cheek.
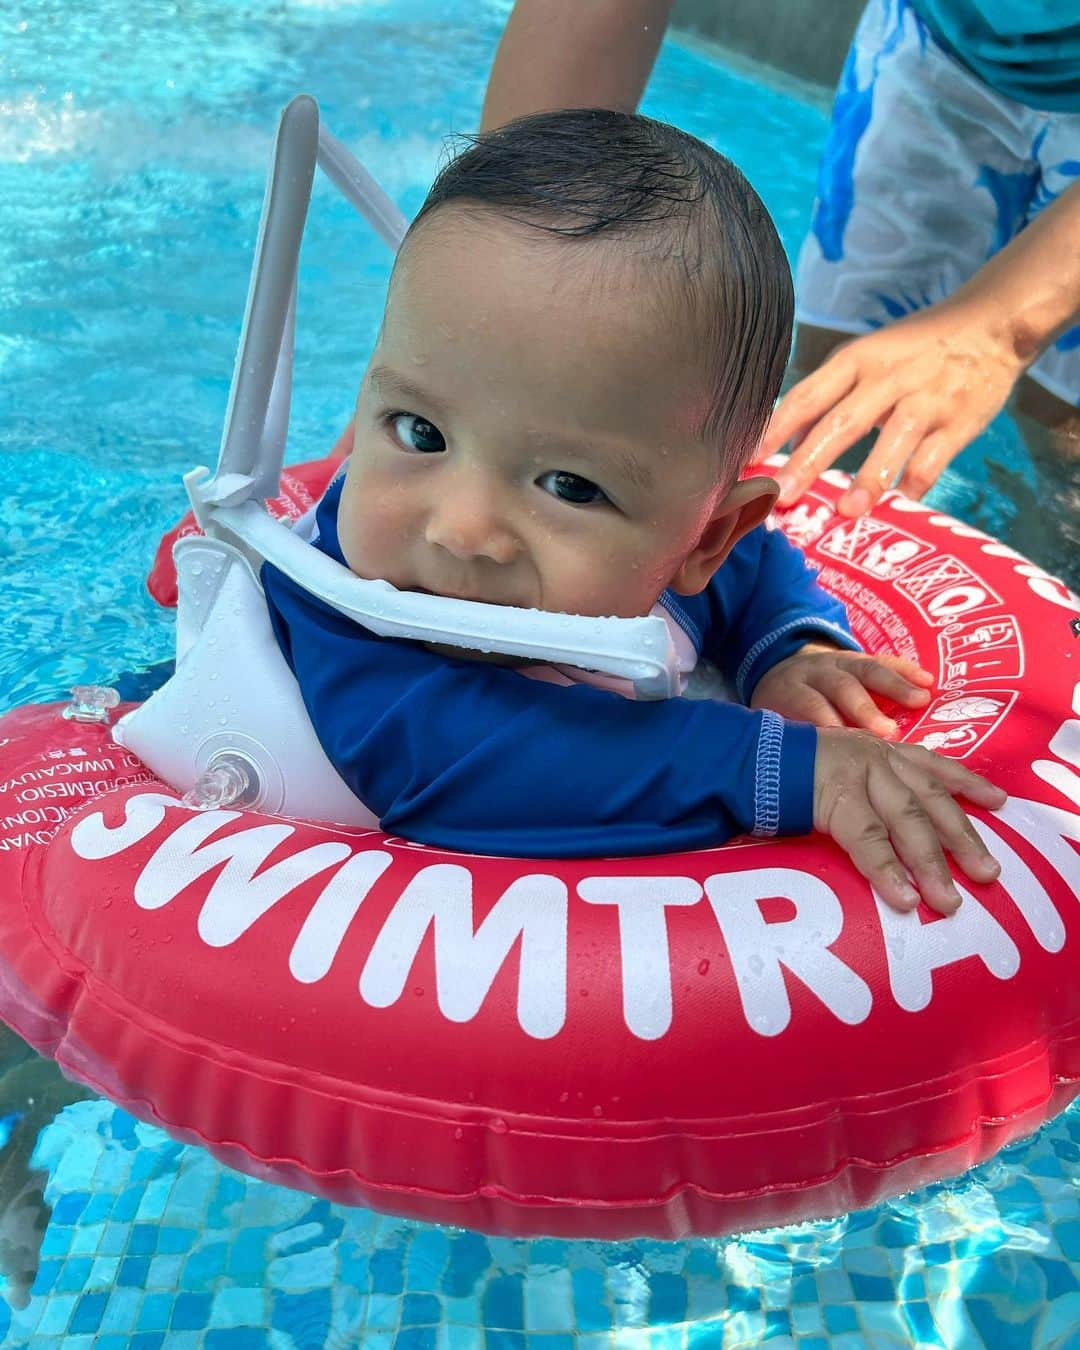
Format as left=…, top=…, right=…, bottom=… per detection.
left=339, top=484, right=415, bottom=579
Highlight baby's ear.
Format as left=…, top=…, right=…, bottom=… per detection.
left=670, top=475, right=779, bottom=595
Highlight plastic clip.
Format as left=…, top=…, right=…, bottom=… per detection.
left=63, top=685, right=121, bottom=725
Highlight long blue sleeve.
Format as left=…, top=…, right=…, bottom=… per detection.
left=668, top=524, right=861, bottom=703
left=261, top=563, right=818, bottom=858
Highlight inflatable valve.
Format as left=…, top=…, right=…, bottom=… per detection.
left=63, top=686, right=120, bottom=725
left=182, top=751, right=262, bottom=812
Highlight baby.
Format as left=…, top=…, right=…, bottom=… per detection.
left=263, top=109, right=1005, bottom=915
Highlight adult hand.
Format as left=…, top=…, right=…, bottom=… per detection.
left=759, top=301, right=1027, bottom=515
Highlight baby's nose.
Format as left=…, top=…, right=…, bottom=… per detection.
left=425, top=498, right=520, bottom=565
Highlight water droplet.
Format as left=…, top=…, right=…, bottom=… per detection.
left=453, top=1127, right=464, bottom=1140
left=490, top=1117, right=508, bottom=1135
left=697, top=958, right=710, bottom=976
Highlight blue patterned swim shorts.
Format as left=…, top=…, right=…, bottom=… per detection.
left=796, top=0, right=1080, bottom=406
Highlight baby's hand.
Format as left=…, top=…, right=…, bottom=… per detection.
left=752, top=643, right=933, bottom=737
left=814, top=728, right=1007, bottom=914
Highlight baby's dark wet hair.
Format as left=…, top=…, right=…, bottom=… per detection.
left=408, top=108, right=794, bottom=476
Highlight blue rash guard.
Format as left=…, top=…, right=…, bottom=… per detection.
left=261, top=476, right=860, bottom=858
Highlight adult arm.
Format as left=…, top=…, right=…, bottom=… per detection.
left=763, top=179, right=1080, bottom=513
left=262, top=560, right=816, bottom=856
left=481, top=0, right=675, bottom=130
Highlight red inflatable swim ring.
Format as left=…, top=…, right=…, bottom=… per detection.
left=1, top=457, right=1078, bottom=1240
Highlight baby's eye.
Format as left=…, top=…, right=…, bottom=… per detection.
left=536, top=470, right=609, bottom=506
left=392, top=413, right=446, bottom=453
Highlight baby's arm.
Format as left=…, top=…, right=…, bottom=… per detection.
left=706, top=526, right=930, bottom=734
left=262, top=560, right=815, bottom=857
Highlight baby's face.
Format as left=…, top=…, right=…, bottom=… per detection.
left=338, top=209, right=725, bottom=618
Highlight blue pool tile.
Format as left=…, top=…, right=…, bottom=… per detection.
left=157, top=1226, right=198, bottom=1256
left=370, top=1242, right=405, bottom=1295
left=55, top=1256, right=94, bottom=1293
left=128, top=1334, right=166, bottom=1350
left=99, top=1222, right=130, bottom=1257
left=483, top=1273, right=525, bottom=1330
left=366, top=1292, right=403, bottom=1330
left=440, top=1230, right=490, bottom=1298
left=648, top=1270, right=688, bottom=1325
left=51, top=1190, right=91, bottom=1225
left=967, top=1298, right=1037, bottom=1349
left=571, top=1267, right=611, bottom=1332
left=99, top=1287, right=142, bottom=1333
left=135, top=1177, right=176, bottom=1223
left=485, top=1332, right=528, bottom=1350
left=69, top=1291, right=108, bottom=1335
left=210, top=1285, right=269, bottom=1327
left=1035, top=1255, right=1080, bottom=1299
left=113, top=1185, right=145, bottom=1222
left=183, top=1241, right=230, bottom=1288
left=205, top=1331, right=270, bottom=1349
left=41, top=1225, right=73, bottom=1258
left=1056, top=1220, right=1080, bottom=1261
left=172, top=1291, right=214, bottom=1331
left=129, top=1222, right=160, bottom=1256
left=848, top=1271, right=894, bottom=1302
left=95, top=1336, right=135, bottom=1350
left=227, top=1227, right=269, bottom=1278
left=146, top=1254, right=184, bottom=1290
left=82, top=1192, right=115, bottom=1223
left=118, top=1255, right=151, bottom=1287
left=138, top=1291, right=174, bottom=1331
left=68, top=1222, right=105, bottom=1256
left=32, top=1259, right=61, bottom=1294
left=725, top=1283, right=761, bottom=1313
left=824, top=1304, right=858, bottom=1334
left=395, top=1329, right=437, bottom=1350
left=403, top=1292, right=442, bottom=1325
left=272, top=1287, right=332, bottom=1347
left=905, top=1300, right=944, bottom=1346
left=790, top=1274, right=817, bottom=1304
left=36, top=1293, right=77, bottom=1336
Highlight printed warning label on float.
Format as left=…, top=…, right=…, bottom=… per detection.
left=894, top=554, right=1001, bottom=627
left=817, top=517, right=934, bottom=579
left=904, top=690, right=1017, bottom=758
left=939, top=616, right=1024, bottom=687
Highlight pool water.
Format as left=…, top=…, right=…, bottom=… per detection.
left=2, top=1, right=1079, bottom=1345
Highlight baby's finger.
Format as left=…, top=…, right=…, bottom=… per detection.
left=866, top=766, right=962, bottom=914
left=873, top=656, right=935, bottom=688
left=890, top=756, right=1002, bottom=887
left=825, top=799, right=920, bottom=912
left=894, top=745, right=1008, bottom=811
left=762, top=684, right=845, bottom=728
left=814, top=668, right=898, bottom=736
left=841, top=657, right=932, bottom=708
